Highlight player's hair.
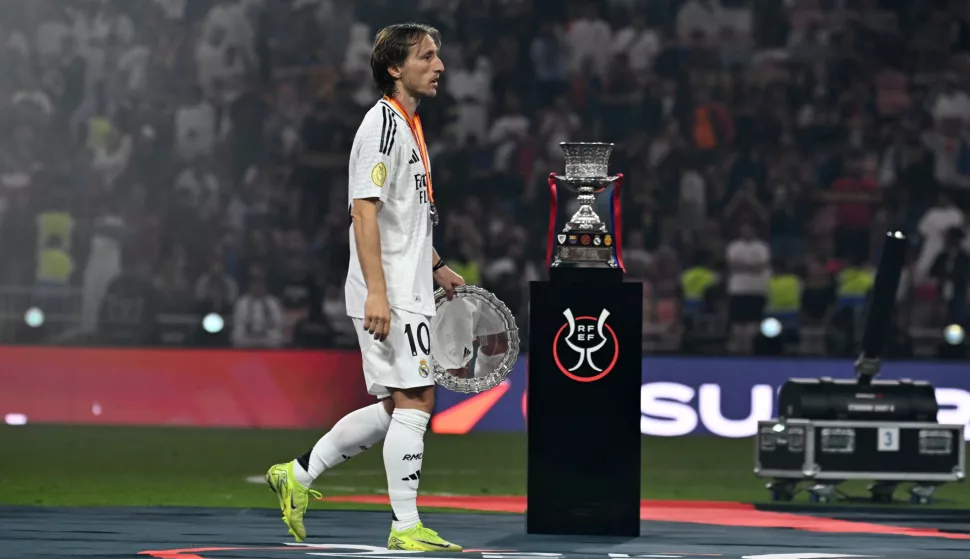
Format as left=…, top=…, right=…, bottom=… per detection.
left=371, top=23, right=441, bottom=97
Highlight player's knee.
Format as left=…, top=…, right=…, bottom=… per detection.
left=391, top=385, right=435, bottom=414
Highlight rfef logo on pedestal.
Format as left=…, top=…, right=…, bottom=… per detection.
left=552, top=309, right=619, bottom=382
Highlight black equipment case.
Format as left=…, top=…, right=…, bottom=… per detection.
left=755, top=378, right=966, bottom=502
left=776, top=377, right=939, bottom=422
left=756, top=418, right=965, bottom=483
left=757, top=378, right=964, bottom=483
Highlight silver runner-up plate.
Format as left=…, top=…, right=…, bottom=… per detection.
left=430, top=285, right=520, bottom=394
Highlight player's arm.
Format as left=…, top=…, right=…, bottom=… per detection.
left=432, top=246, right=465, bottom=299
left=352, top=197, right=387, bottom=296
left=350, top=112, right=396, bottom=340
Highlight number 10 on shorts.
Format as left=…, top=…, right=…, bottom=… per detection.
left=404, top=322, right=431, bottom=356
left=878, top=427, right=900, bottom=451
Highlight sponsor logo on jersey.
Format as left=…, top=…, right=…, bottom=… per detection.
left=413, top=173, right=429, bottom=203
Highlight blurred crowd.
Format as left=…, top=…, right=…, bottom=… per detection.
left=1, top=0, right=969, bottom=358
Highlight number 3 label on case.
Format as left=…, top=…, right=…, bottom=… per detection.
left=878, top=427, right=900, bottom=451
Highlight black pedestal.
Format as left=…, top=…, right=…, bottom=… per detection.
left=549, top=266, right=624, bottom=283
left=526, top=271, right=643, bottom=536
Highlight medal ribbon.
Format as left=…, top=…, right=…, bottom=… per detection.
left=383, top=97, right=434, bottom=205
left=611, top=173, right=626, bottom=272
left=546, top=173, right=557, bottom=270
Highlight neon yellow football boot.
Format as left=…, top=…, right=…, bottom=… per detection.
left=265, top=462, right=322, bottom=542
left=387, top=522, right=463, bottom=552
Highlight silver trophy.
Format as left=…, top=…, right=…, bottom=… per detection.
left=548, top=142, right=625, bottom=268
left=430, top=285, right=520, bottom=394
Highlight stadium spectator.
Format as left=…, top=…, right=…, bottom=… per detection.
left=916, top=193, right=965, bottom=280
left=726, top=221, right=770, bottom=354
left=825, top=149, right=880, bottom=261
left=195, top=256, right=239, bottom=304
left=232, top=265, right=284, bottom=349
left=929, top=226, right=970, bottom=326
left=800, top=255, right=837, bottom=326
left=98, top=253, right=161, bottom=346
left=174, top=86, right=218, bottom=163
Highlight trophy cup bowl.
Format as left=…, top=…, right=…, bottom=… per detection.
left=553, top=142, right=621, bottom=194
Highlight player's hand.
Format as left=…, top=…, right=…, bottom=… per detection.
left=363, top=291, right=391, bottom=341
left=434, top=265, right=465, bottom=300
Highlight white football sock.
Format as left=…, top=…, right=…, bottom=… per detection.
left=383, top=408, right=430, bottom=532
left=292, top=403, right=392, bottom=487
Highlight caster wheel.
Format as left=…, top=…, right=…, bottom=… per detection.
left=910, top=494, right=933, bottom=505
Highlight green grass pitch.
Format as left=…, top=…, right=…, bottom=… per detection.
left=0, top=425, right=966, bottom=509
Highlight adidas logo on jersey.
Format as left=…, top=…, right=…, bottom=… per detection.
left=408, top=149, right=421, bottom=164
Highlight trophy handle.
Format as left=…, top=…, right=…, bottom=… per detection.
left=611, top=173, right=625, bottom=273
left=546, top=172, right=558, bottom=271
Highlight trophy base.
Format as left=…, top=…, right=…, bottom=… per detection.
left=553, top=244, right=615, bottom=265
left=551, top=226, right=616, bottom=269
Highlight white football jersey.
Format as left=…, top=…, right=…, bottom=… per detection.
left=345, top=98, right=435, bottom=318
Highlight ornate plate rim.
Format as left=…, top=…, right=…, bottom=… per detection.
left=430, top=285, right=520, bottom=394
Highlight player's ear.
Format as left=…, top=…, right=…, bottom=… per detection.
left=387, top=63, right=403, bottom=80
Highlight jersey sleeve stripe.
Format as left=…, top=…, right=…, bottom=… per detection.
left=387, top=115, right=397, bottom=154
left=379, top=107, right=390, bottom=155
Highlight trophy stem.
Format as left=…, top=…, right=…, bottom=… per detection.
left=568, top=187, right=605, bottom=231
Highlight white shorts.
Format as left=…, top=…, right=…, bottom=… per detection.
left=353, top=307, right=435, bottom=399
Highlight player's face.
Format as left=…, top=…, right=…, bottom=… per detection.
left=401, top=34, right=444, bottom=99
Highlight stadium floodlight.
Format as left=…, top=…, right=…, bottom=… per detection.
left=203, top=313, right=225, bottom=334
left=24, top=307, right=44, bottom=328
left=944, top=324, right=965, bottom=346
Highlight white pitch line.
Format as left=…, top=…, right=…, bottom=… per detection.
left=742, top=555, right=877, bottom=559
